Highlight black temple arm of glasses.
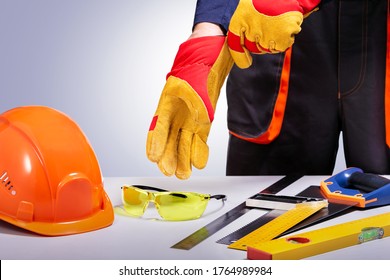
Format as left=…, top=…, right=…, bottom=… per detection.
left=210, top=194, right=227, bottom=201
left=128, top=185, right=187, bottom=198
left=126, top=185, right=227, bottom=201
left=130, top=185, right=169, bottom=192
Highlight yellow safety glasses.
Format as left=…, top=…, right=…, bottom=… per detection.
left=119, top=185, right=227, bottom=221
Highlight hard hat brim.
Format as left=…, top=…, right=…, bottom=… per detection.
left=0, top=192, right=114, bottom=236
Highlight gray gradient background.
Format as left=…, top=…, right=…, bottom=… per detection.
left=0, top=0, right=345, bottom=177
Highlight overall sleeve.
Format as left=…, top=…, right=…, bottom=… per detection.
left=193, top=0, right=239, bottom=33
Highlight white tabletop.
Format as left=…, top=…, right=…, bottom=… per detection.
left=1, top=175, right=390, bottom=260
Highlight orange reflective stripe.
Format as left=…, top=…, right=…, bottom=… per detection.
left=230, top=47, right=292, bottom=144
left=386, top=0, right=390, bottom=147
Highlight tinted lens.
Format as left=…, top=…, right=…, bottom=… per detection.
left=155, top=192, right=209, bottom=221
left=122, top=186, right=149, bottom=216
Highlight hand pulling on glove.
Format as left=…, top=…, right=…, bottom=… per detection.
left=227, top=0, right=320, bottom=68
left=146, top=36, right=233, bottom=179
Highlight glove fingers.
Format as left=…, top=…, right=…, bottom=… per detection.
left=175, top=130, right=193, bottom=180
left=259, top=15, right=303, bottom=51
left=146, top=123, right=166, bottom=163
left=146, top=114, right=171, bottom=163
left=229, top=47, right=253, bottom=69
left=191, top=134, right=209, bottom=170
left=157, top=126, right=180, bottom=177
left=227, top=32, right=253, bottom=69
left=146, top=91, right=184, bottom=163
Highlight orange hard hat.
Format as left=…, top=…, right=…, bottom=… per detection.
left=0, top=106, right=114, bottom=236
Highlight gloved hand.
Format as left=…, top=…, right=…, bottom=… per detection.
left=228, top=0, right=321, bottom=68
left=146, top=36, right=233, bottom=179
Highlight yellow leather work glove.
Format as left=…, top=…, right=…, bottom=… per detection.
left=227, top=0, right=320, bottom=68
left=146, top=36, right=233, bottom=179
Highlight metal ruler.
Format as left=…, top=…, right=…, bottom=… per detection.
left=247, top=211, right=390, bottom=260
left=228, top=200, right=328, bottom=250
left=217, top=185, right=356, bottom=245
left=171, top=174, right=303, bottom=250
